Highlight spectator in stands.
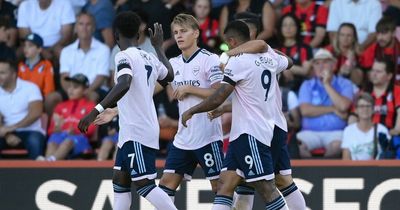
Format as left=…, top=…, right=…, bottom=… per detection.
left=0, top=0, right=17, bottom=47
left=18, top=33, right=55, bottom=115
left=326, top=23, right=364, bottom=87
left=82, top=0, right=115, bottom=48
left=281, top=0, right=329, bottom=49
left=219, top=0, right=276, bottom=41
left=297, top=49, right=354, bottom=158
left=327, top=0, right=382, bottom=51
left=342, top=93, right=391, bottom=160
left=361, top=17, right=400, bottom=84
left=279, top=75, right=301, bottom=158
left=0, top=45, right=45, bottom=159
left=277, top=14, right=313, bottom=92
left=48, top=11, right=110, bottom=110
left=17, top=0, right=75, bottom=60
left=40, top=74, right=96, bottom=161
left=109, top=11, right=156, bottom=86
left=193, top=0, right=220, bottom=50
left=350, top=59, right=400, bottom=137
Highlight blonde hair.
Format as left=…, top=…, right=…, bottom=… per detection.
left=171, top=13, right=200, bottom=31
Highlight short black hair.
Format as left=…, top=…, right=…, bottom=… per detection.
left=375, top=58, right=395, bottom=74
left=224, top=20, right=250, bottom=42
left=234, top=12, right=261, bottom=36
left=376, top=16, right=396, bottom=33
left=113, top=11, right=141, bottom=39
left=0, top=44, right=17, bottom=72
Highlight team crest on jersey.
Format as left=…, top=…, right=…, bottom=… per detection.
left=192, top=66, right=200, bottom=76
left=175, top=70, right=180, bottom=76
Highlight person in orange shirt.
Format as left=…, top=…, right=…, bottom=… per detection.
left=18, top=33, right=55, bottom=115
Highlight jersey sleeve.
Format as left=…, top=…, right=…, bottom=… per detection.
left=222, top=57, right=246, bottom=86
left=149, top=53, right=168, bottom=81
left=205, top=54, right=223, bottom=85
left=269, top=48, right=289, bottom=73
left=114, top=52, right=134, bottom=80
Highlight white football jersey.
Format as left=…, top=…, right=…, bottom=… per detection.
left=170, top=48, right=223, bottom=150
left=114, top=47, right=168, bottom=149
left=222, top=48, right=289, bottom=146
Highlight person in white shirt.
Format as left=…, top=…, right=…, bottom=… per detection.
left=78, top=12, right=177, bottom=210
left=0, top=46, right=45, bottom=159
left=154, top=14, right=225, bottom=203
left=17, top=0, right=75, bottom=60
left=342, top=92, right=391, bottom=160
left=46, top=12, right=111, bottom=114
left=182, top=20, right=292, bottom=210
left=327, top=0, right=382, bottom=51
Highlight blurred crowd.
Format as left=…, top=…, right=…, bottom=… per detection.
left=0, top=0, right=400, bottom=161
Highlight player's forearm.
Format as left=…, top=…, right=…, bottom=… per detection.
left=155, top=48, right=174, bottom=82
left=187, top=86, right=218, bottom=99
left=226, top=40, right=267, bottom=56
left=222, top=103, right=232, bottom=113
left=189, top=85, right=232, bottom=115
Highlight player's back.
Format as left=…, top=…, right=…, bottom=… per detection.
left=224, top=49, right=288, bottom=146
left=114, top=47, right=167, bottom=149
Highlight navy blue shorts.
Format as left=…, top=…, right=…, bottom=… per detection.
left=114, top=141, right=157, bottom=181
left=164, top=141, right=224, bottom=180
left=223, top=134, right=274, bottom=182
left=48, top=132, right=91, bottom=156
left=271, top=126, right=292, bottom=175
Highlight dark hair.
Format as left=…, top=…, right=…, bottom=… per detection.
left=224, top=20, right=250, bottom=41
left=374, top=58, right=395, bottom=74
left=113, top=11, right=141, bottom=39
left=234, top=12, right=261, bottom=37
left=77, top=11, right=96, bottom=28
left=0, top=44, right=17, bottom=72
left=0, top=16, right=10, bottom=29
left=355, top=92, right=374, bottom=107
left=376, top=16, right=396, bottom=33
left=276, top=14, right=302, bottom=45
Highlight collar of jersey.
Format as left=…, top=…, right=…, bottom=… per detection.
left=182, top=48, right=202, bottom=63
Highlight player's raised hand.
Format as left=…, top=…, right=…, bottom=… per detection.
left=78, top=110, right=98, bottom=133
left=181, top=110, right=193, bottom=127
left=149, top=23, right=164, bottom=49
left=94, top=108, right=118, bottom=125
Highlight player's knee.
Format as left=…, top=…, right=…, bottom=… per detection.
left=159, top=173, right=182, bottom=190
left=134, top=178, right=155, bottom=189
left=216, top=177, right=236, bottom=195
left=275, top=174, right=293, bottom=190
left=254, top=180, right=279, bottom=200
left=210, top=179, right=218, bottom=193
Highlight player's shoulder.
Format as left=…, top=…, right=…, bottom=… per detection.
left=169, top=54, right=182, bottom=64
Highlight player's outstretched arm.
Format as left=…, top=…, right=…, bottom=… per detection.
left=149, top=23, right=174, bottom=84
left=181, top=83, right=234, bottom=127
left=93, top=107, right=119, bottom=125
left=78, top=75, right=132, bottom=133
left=225, top=40, right=268, bottom=56
left=273, top=49, right=294, bottom=69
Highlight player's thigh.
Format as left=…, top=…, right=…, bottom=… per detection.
left=163, top=144, right=197, bottom=183
left=195, top=141, right=224, bottom=181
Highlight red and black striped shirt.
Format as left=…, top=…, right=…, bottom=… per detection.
left=370, top=85, right=400, bottom=129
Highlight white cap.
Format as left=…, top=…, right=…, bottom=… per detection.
left=313, top=49, right=336, bottom=61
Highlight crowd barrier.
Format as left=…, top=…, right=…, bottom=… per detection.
left=0, top=160, right=399, bottom=210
